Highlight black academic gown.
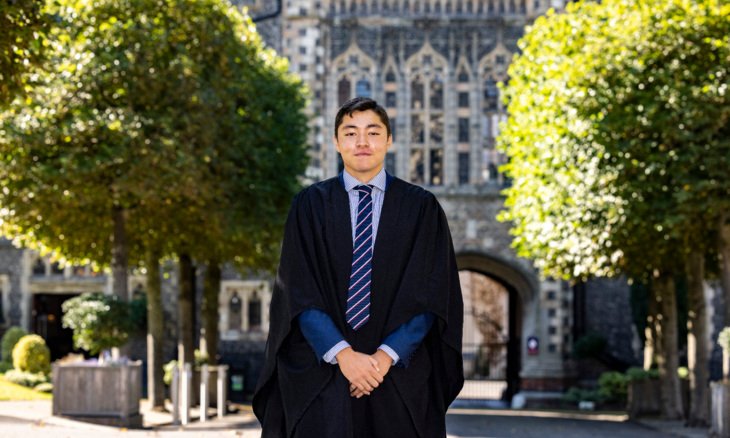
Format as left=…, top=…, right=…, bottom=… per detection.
left=253, top=175, right=464, bottom=438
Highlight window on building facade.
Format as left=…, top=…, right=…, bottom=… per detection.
left=429, top=78, right=443, bottom=109
left=385, top=91, right=397, bottom=108
left=385, top=152, right=396, bottom=175
left=458, top=68, right=469, bottom=83
left=430, top=149, right=443, bottom=186
left=430, top=113, right=443, bottom=143
left=356, top=79, right=371, bottom=98
left=33, top=258, right=45, bottom=276
left=409, top=149, right=424, bottom=184
left=229, top=292, right=242, bottom=331
left=484, top=79, right=499, bottom=112
left=411, top=78, right=424, bottom=110
left=338, top=77, right=351, bottom=106
left=458, top=91, right=469, bottom=108
left=408, top=50, right=447, bottom=186
left=51, top=261, right=63, bottom=275
left=248, top=292, right=262, bottom=331
left=489, top=162, right=499, bottom=181
left=458, top=117, right=470, bottom=143
left=411, top=114, right=425, bottom=143
left=458, top=152, right=470, bottom=185
left=385, top=68, right=396, bottom=83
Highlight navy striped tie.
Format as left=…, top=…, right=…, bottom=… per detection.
left=346, top=185, right=374, bottom=330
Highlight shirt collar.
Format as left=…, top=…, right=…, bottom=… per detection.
left=342, top=167, right=387, bottom=193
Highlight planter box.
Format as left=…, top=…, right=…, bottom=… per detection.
left=627, top=379, right=661, bottom=419
left=52, top=362, right=143, bottom=428
left=711, top=381, right=730, bottom=438
left=192, top=367, right=219, bottom=407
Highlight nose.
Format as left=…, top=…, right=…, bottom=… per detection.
left=356, top=133, right=369, bottom=147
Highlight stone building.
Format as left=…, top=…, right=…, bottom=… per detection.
left=239, top=0, right=645, bottom=401
left=0, top=0, right=664, bottom=406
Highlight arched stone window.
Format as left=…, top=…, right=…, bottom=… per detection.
left=406, top=43, right=448, bottom=186
left=479, top=43, right=511, bottom=185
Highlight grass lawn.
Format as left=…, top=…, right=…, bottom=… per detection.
left=0, top=374, right=52, bottom=401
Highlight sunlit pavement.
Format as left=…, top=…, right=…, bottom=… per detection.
left=0, top=400, right=708, bottom=437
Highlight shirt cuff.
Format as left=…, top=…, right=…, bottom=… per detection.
left=378, top=344, right=400, bottom=365
left=323, top=340, right=351, bottom=364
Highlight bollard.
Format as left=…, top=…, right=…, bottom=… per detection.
left=171, top=364, right=180, bottom=425
left=217, top=365, right=228, bottom=419
left=200, top=364, right=209, bottom=422
left=181, top=363, right=192, bottom=425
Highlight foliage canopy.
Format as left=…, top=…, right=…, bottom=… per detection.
left=498, top=0, right=730, bottom=280
left=0, top=0, right=308, bottom=272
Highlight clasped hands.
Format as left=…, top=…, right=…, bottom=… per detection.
left=336, top=347, right=392, bottom=398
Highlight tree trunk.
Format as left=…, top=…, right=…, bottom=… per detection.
left=686, top=250, right=709, bottom=426
left=111, top=206, right=129, bottom=300
left=201, top=261, right=221, bottom=364
left=654, top=271, right=684, bottom=420
left=177, top=253, right=195, bottom=366
left=645, top=286, right=659, bottom=370
left=719, top=212, right=730, bottom=326
left=146, top=248, right=165, bottom=410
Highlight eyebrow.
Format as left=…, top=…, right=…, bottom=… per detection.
left=341, top=123, right=384, bottom=130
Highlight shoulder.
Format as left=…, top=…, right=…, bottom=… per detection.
left=293, top=177, right=341, bottom=204
left=388, top=176, right=441, bottom=210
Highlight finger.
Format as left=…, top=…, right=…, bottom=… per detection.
left=369, top=357, right=381, bottom=372
left=369, top=374, right=383, bottom=385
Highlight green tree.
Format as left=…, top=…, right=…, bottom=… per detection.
left=0, top=0, right=307, bottom=409
left=0, top=0, right=47, bottom=104
left=499, top=0, right=728, bottom=422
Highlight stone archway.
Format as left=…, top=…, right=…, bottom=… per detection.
left=456, top=252, right=537, bottom=401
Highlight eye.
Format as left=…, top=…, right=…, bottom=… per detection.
left=344, top=132, right=355, bottom=136
left=369, top=132, right=380, bottom=136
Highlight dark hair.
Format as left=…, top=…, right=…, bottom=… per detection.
left=334, top=97, right=391, bottom=138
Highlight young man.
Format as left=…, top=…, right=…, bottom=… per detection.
left=253, top=97, right=463, bottom=437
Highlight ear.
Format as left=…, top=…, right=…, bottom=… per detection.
left=334, top=135, right=342, bottom=154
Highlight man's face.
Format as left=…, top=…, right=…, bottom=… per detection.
left=334, top=109, right=392, bottom=183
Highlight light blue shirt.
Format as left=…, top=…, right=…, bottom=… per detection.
left=342, top=168, right=387, bottom=247
left=326, top=168, right=397, bottom=363
left=298, top=167, right=435, bottom=367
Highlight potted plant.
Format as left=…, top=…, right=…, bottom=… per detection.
left=711, top=327, right=730, bottom=437
left=626, top=367, right=661, bottom=419
left=53, top=292, right=143, bottom=428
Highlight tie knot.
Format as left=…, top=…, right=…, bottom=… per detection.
left=355, top=184, right=373, bottom=196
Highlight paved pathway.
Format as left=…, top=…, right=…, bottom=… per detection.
left=0, top=400, right=709, bottom=437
